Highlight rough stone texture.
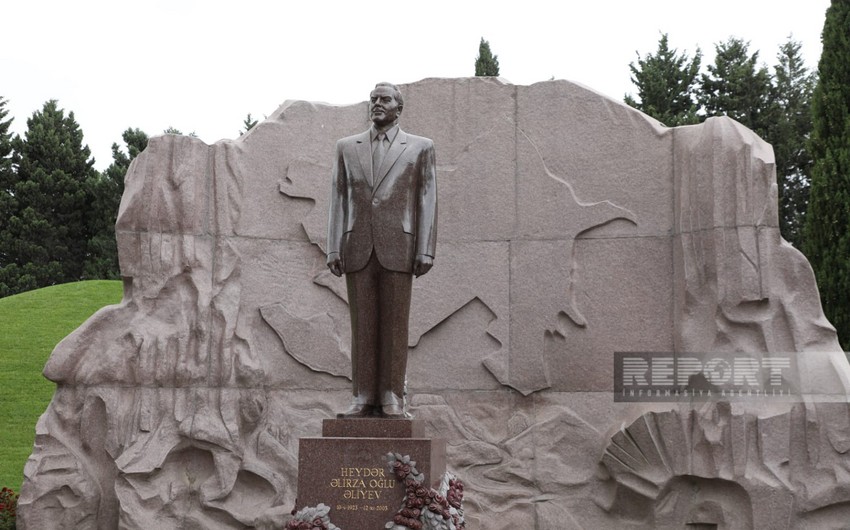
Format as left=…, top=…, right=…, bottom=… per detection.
left=600, top=401, right=850, bottom=529
left=18, top=77, right=850, bottom=529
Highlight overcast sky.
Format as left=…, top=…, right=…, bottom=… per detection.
left=3, top=0, right=831, bottom=170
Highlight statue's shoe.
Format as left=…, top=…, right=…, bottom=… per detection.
left=336, top=403, right=375, bottom=418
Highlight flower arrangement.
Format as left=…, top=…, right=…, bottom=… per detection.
left=0, top=487, right=18, bottom=530
left=385, top=453, right=465, bottom=530
left=284, top=503, right=340, bottom=530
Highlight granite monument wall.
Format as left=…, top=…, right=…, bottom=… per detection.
left=18, top=77, right=850, bottom=529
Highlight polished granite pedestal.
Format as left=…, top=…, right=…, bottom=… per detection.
left=296, top=419, right=446, bottom=529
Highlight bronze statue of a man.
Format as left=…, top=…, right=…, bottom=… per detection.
left=327, top=82, right=437, bottom=418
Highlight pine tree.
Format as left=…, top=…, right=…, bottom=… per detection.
left=0, top=97, right=16, bottom=279
left=768, top=38, right=816, bottom=248
left=0, top=97, right=14, bottom=216
left=699, top=37, right=773, bottom=138
left=163, top=126, right=197, bottom=137
left=624, top=34, right=702, bottom=126
left=804, top=0, right=850, bottom=350
left=475, top=38, right=500, bottom=77
left=240, top=113, right=258, bottom=136
left=0, top=97, right=11, bottom=178
left=84, top=128, right=148, bottom=279
left=0, top=100, right=96, bottom=296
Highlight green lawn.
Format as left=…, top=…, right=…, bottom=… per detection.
left=0, top=280, right=123, bottom=492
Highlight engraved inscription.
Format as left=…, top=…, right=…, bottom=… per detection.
left=329, top=467, right=396, bottom=505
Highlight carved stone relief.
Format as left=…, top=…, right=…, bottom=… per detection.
left=18, top=77, right=850, bottom=529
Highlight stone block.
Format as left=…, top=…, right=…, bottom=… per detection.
left=297, top=436, right=446, bottom=529
left=322, top=418, right=426, bottom=438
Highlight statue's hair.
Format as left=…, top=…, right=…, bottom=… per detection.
left=374, top=82, right=404, bottom=109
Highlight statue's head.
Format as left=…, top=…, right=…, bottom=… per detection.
left=370, top=82, right=403, bottom=127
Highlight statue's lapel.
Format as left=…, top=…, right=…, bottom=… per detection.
left=354, top=132, right=373, bottom=187
left=373, top=130, right=408, bottom=193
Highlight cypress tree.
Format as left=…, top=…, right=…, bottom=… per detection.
left=769, top=38, right=816, bottom=248
left=804, top=0, right=850, bottom=350
left=699, top=37, right=773, bottom=138
left=475, top=38, right=500, bottom=77
left=624, top=33, right=702, bottom=126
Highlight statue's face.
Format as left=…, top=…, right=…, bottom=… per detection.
left=369, top=86, right=401, bottom=127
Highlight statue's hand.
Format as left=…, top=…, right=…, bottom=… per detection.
left=414, top=255, right=433, bottom=277
left=327, top=254, right=343, bottom=277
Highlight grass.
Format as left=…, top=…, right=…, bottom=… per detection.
left=0, top=280, right=123, bottom=492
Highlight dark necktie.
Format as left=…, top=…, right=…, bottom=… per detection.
left=372, top=133, right=388, bottom=180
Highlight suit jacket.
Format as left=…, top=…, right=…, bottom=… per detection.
left=327, top=128, right=437, bottom=274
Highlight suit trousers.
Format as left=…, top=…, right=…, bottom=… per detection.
left=345, top=251, right=413, bottom=406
